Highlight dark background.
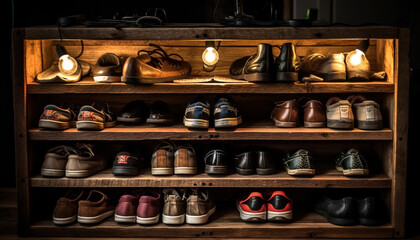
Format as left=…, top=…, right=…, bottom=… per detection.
left=6, top=0, right=419, bottom=238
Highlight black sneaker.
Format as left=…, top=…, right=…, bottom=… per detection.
left=283, top=149, right=315, bottom=175
left=335, top=149, right=369, bottom=176
left=112, top=144, right=143, bottom=176
left=183, top=96, right=211, bottom=129
left=146, top=100, right=174, bottom=125
left=39, top=104, right=78, bottom=130
left=117, top=100, right=149, bottom=124
left=76, top=103, right=117, bottom=130
left=214, top=95, right=242, bottom=128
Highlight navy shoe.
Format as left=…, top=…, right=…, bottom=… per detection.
left=214, top=95, right=242, bottom=128
left=183, top=96, right=211, bottom=129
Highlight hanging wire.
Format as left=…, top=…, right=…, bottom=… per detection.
left=56, top=22, right=84, bottom=59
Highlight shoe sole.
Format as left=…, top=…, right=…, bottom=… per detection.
left=347, top=70, right=370, bottom=82
left=235, top=72, right=273, bottom=82
left=78, top=210, right=115, bottom=224
left=117, top=116, right=143, bottom=123
left=114, top=214, right=136, bottom=223
left=235, top=167, right=255, bottom=175
left=41, top=168, right=65, bottom=177
left=137, top=214, right=160, bottom=225
left=121, top=73, right=190, bottom=84
left=112, top=166, right=139, bottom=176
left=53, top=215, right=77, bottom=225
left=93, top=76, right=121, bottom=83
left=66, top=165, right=106, bottom=178
left=336, top=166, right=369, bottom=176
left=304, top=121, right=326, bottom=128
left=183, top=118, right=209, bottom=129
left=322, top=72, right=347, bottom=82
left=267, top=210, right=293, bottom=222
left=146, top=118, right=174, bottom=124
left=76, top=120, right=117, bottom=130
left=276, top=72, right=298, bottom=82
left=39, top=119, right=72, bottom=130
left=236, top=203, right=266, bottom=222
left=214, top=117, right=242, bottom=128
left=151, top=167, right=174, bottom=175
left=186, top=206, right=216, bottom=224
left=162, top=213, right=185, bottom=225
left=286, top=168, right=315, bottom=175
left=273, top=119, right=297, bottom=128
left=205, top=165, right=228, bottom=174
left=174, top=166, right=197, bottom=175
left=256, top=168, right=276, bottom=175
left=327, top=120, right=354, bottom=129
left=357, top=120, right=383, bottom=130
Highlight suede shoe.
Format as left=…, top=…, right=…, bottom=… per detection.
left=41, top=145, right=78, bottom=177
left=186, top=189, right=216, bottom=225
left=137, top=189, right=162, bottom=225
left=114, top=192, right=140, bottom=223
left=53, top=189, right=85, bottom=225
left=174, top=145, right=197, bottom=175
left=162, top=188, right=188, bottom=225
left=65, top=143, right=107, bottom=178
left=151, top=141, right=175, bottom=175
left=78, top=190, right=115, bottom=224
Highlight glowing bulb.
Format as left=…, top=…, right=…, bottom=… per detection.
left=202, top=47, right=219, bottom=66
left=58, top=54, right=78, bottom=75
left=349, top=49, right=364, bottom=66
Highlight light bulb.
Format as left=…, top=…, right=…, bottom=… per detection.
left=202, top=47, right=219, bottom=66
left=349, top=49, right=364, bottom=66
left=58, top=54, right=78, bottom=75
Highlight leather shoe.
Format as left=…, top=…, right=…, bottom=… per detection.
left=275, top=43, right=300, bottom=82
left=204, top=149, right=228, bottom=174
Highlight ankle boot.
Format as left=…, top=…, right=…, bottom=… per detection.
left=275, top=43, right=300, bottom=82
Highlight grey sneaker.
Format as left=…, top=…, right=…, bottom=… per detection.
left=162, top=188, right=187, bottom=225
left=283, top=149, right=315, bottom=175
left=326, top=97, right=354, bottom=129
left=186, top=189, right=216, bottom=225
left=335, top=149, right=369, bottom=176
left=65, top=143, right=107, bottom=178
left=347, top=95, right=383, bottom=130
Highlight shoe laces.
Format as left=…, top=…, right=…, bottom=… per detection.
left=138, top=44, right=184, bottom=68
left=75, top=143, right=95, bottom=157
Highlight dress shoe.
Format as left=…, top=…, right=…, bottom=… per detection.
left=314, top=196, right=358, bottom=226
left=271, top=99, right=298, bottom=127
left=122, top=44, right=191, bottom=84
left=302, top=99, right=326, bottom=128
left=204, top=149, right=228, bottom=174
left=300, top=53, right=346, bottom=81
left=275, top=43, right=300, bottom=82
left=229, top=43, right=274, bottom=82
left=93, top=53, right=124, bottom=83
left=234, top=152, right=255, bottom=175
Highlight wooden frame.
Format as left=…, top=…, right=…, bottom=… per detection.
left=13, top=26, right=409, bottom=238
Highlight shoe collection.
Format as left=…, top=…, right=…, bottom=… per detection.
left=272, top=95, right=383, bottom=130
left=36, top=42, right=386, bottom=84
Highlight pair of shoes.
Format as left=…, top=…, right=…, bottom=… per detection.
left=300, top=50, right=371, bottom=82
left=53, top=189, right=114, bottom=225
left=151, top=141, right=197, bottom=175
left=327, top=95, right=382, bottom=130
left=283, top=148, right=369, bottom=177
left=229, top=43, right=300, bottom=82
left=121, top=44, right=191, bottom=84
left=114, top=189, right=162, bottom=224
left=162, top=188, right=216, bottom=225
left=236, top=191, right=292, bottom=222
left=112, top=143, right=144, bottom=176
left=184, top=95, right=242, bottom=129
left=117, top=100, right=173, bottom=125
left=314, top=194, right=386, bottom=226
left=41, top=143, right=107, bottom=178
left=271, top=98, right=326, bottom=128
left=234, top=150, right=275, bottom=175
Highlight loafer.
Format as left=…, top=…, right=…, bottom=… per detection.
left=53, top=189, right=85, bottom=225
left=302, top=99, right=326, bottom=128
left=117, top=100, right=149, bottom=124
left=234, top=152, right=255, bottom=175
left=41, top=145, right=78, bottom=177
left=271, top=99, right=298, bottom=128
left=78, top=190, right=115, bottom=224
left=335, top=149, right=369, bottom=176
left=255, top=151, right=275, bottom=175
left=39, top=104, right=78, bottom=130
left=214, top=95, right=242, bottom=128
left=204, top=149, right=228, bottom=174
left=93, top=53, right=124, bottom=83
left=184, top=96, right=211, bottom=129
left=65, top=143, right=107, bottom=178
left=146, top=100, right=174, bottom=125
left=283, top=149, right=315, bottom=175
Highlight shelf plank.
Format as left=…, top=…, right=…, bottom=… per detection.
left=27, top=77, right=394, bottom=94
left=28, top=125, right=393, bottom=141
left=30, top=207, right=393, bottom=238
left=23, top=25, right=399, bottom=40
left=31, top=168, right=391, bottom=188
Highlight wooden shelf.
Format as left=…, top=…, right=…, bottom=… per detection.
left=30, top=168, right=391, bottom=188
left=28, top=125, right=393, bottom=141
left=27, top=77, right=394, bottom=94
left=30, top=206, right=393, bottom=238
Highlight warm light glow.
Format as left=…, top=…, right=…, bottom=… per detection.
left=58, top=54, right=78, bottom=74
left=349, top=49, right=364, bottom=66
left=202, top=47, right=219, bottom=66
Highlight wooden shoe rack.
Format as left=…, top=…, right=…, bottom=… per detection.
left=12, top=25, right=409, bottom=238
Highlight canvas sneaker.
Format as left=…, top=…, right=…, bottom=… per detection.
left=335, top=149, right=369, bottom=176
left=214, top=95, right=242, bottom=128
left=39, top=104, right=77, bottom=130
left=183, top=96, right=211, bottom=129
left=76, top=103, right=117, bottom=130
left=283, top=149, right=315, bottom=175
left=41, top=145, right=78, bottom=177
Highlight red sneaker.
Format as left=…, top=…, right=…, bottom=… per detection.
left=114, top=193, right=140, bottom=223
left=266, top=190, right=293, bottom=221
left=236, top=192, right=266, bottom=222
left=137, top=190, right=162, bottom=225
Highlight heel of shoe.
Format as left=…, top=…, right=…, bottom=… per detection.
left=276, top=72, right=298, bottom=82
left=324, top=72, right=346, bottom=82
left=242, top=72, right=273, bottom=82
left=304, top=121, right=326, bottom=128
left=357, top=120, right=383, bottom=130
left=347, top=70, right=370, bottom=81
left=327, top=120, right=354, bottom=129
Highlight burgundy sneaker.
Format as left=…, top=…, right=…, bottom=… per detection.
left=236, top=192, right=266, bottom=222
left=137, top=190, right=162, bottom=224
left=114, top=193, right=140, bottom=223
left=266, top=190, right=293, bottom=222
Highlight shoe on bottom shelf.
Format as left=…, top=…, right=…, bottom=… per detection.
left=53, top=189, right=85, bottom=225
left=114, top=192, right=140, bottom=223
left=136, top=190, right=162, bottom=225
left=186, top=189, right=216, bottom=225
left=78, top=190, right=115, bottom=224
left=65, top=143, right=107, bottom=178
left=236, top=192, right=266, bottom=222
left=314, top=195, right=358, bottom=226
left=162, top=188, right=187, bottom=225
left=266, top=191, right=293, bottom=222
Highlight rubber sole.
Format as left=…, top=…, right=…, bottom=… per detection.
left=336, top=166, right=369, bottom=176
left=267, top=210, right=293, bottom=222
left=112, top=166, right=139, bottom=176
left=121, top=73, right=190, bottom=84
left=186, top=206, right=216, bottom=225
left=273, top=119, right=297, bottom=128
left=236, top=203, right=266, bottom=222
left=314, top=208, right=357, bottom=226
left=151, top=167, right=174, bottom=175
left=94, top=76, right=121, bottom=83
left=114, top=214, right=136, bottom=223
left=137, top=214, right=160, bottom=225
left=286, top=168, right=315, bottom=176
left=78, top=210, right=115, bottom=224
left=53, top=215, right=77, bottom=225
left=276, top=72, right=298, bottom=82
left=357, top=120, right=383, bottom=130
left=327, top=120, right=354, bottom=129
left=39, top=119, right=72, bottom=130
left=41, top=168, right=65, bottom=177
left=322, top=72, right=347, bottom=82
left=235, top=167, right=255, bottom=175
left=304, top=121, right=326, bottom=128
left=174, top=166, right=197, bottom=175
left=183, top=118, right=209, bottom=129
left=205, top=165, right=228, bottom=174
left=214, top=116, right=242, bottom=128
left=65, top=165, right=106, bottom=178
left=234, top=72, right=273, bottom=82
left=162, top=213, right=185, bottom=225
